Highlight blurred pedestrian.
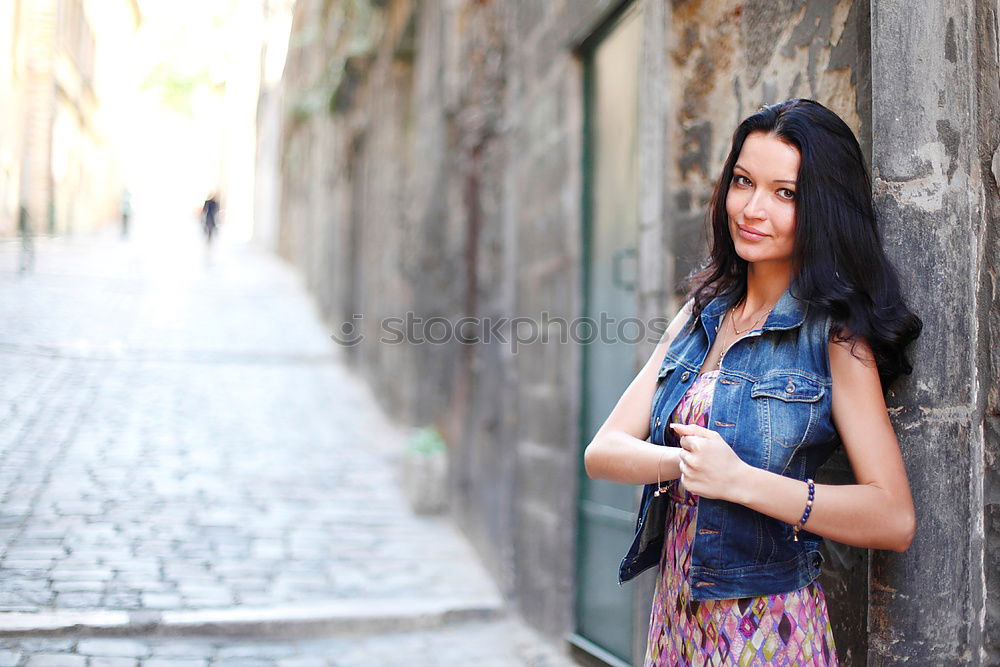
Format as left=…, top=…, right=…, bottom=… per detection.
left=202, top=193, right=220, bottom=246
left=17, top=204, right=33, bottom=275
left=120, top=189, right=131, bottom=239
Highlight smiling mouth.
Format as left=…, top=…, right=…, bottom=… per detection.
left=737, top=224, right=768, bottom=239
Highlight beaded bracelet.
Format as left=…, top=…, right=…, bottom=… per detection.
left=792, top=478, right=815, bottom=542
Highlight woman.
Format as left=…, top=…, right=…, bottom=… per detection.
left=583, top=98, right=921, bottom=665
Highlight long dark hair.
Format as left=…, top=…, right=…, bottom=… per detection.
left=685, top=98, right=922, bottom=393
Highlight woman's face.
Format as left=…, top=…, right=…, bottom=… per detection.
left=725, top=131, right=800, bottom=270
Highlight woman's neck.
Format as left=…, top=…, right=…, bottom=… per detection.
left=740, top=261, right=792, bottom=315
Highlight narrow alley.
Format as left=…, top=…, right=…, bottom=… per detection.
left=0, top=223, right=573, bottom=666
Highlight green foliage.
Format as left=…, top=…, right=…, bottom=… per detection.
left=140, top=63, right=220, bottom=117
left=407, top=426, right=447, bottom=456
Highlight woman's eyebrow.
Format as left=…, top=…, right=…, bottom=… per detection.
left=733, top=164, right=797, bottom=185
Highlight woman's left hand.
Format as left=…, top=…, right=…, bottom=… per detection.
left=670, top=422, right=749, bottom=502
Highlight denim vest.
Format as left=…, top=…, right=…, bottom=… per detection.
left=617, top=285, right=840, bottom=600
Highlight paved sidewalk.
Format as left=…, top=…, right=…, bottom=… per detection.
left=0, top=618, right=571, bottom=666
left=0, top=222, right=576, bottom=665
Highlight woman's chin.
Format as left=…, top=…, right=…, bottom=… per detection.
left=733, top=246, right=765, bottom=264
left=734, top=249, right=792, bottom=268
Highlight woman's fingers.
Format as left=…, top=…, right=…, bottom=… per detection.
left=672, top=423, right=728, bottom=453
left=678, top=434, right=703, bottom=452
left=678, top=448, right=697, bottom=473
left=670, top=422, right=713, bottom=437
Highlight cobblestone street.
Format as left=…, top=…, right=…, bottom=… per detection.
left=0, top=223, right=575, bottom=666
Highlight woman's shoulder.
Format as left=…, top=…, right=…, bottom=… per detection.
left=656, top=298, right=697, bottom=352
left=829, top=325, right=876, bottom=367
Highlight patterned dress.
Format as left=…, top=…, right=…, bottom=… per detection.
left=643, top=369, right=838, bottom=666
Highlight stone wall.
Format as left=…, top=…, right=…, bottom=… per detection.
left=869, top=1, right=1000, bottom=663
left=271, top=0, right=998, bottom=661
left=975, top=3, right=1000, bottom=662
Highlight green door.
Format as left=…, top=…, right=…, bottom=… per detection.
left=572, top=3, right=644, bottom=665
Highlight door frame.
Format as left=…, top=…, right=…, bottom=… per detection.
left=568, top=2, right=646, bottom=665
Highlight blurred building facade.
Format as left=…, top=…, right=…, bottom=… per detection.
left=266, top=0, right=999, bottom=664
left=0, top=2, right=30, bottom=237
left=0, top=0, right=139, bottom=238
left=253, top=0, right=295, bottom=250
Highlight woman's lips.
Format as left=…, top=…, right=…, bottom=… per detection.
left=737, top=224, right=768, bottom=241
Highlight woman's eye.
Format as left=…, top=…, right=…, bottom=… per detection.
left=733, top=175, right=750, bottom=187
left=778, top=188, right=796, bottom=200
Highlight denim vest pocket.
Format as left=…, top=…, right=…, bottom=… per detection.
left=751, top=371, right=826, bottom=448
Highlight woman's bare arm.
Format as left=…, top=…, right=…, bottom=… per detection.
left=583, top=300, right=693, bottom=485
left=723, top=334, right=916, bottom=551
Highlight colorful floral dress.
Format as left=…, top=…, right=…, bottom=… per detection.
left=643, top=369, right=838, bottom=666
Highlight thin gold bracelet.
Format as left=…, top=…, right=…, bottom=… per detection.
left=653, top=450, right=670, bottom=497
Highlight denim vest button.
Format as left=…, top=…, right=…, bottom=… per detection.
left=785, top=379, right=796, bottom=393
left=681, top=371, right=690, bottom=382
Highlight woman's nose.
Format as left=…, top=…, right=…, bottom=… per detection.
left=743, top=191, right=767, bottom=220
